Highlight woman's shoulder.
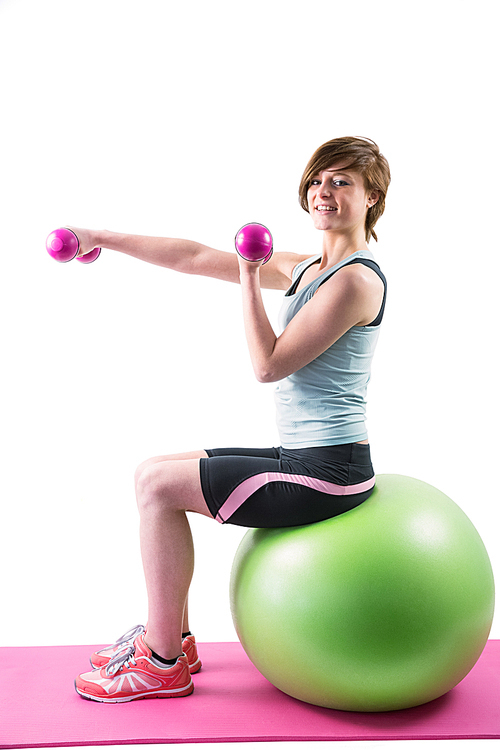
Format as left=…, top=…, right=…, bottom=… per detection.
left=260, top=251, right=318, bottom=290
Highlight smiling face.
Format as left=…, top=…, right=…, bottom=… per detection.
left=307, top=165, right=379, bottom=238
left=298, top=138, right=391, bottom=242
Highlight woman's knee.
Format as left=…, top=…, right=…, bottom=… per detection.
left=135, top=460, right=197, bottom=514
left=134, top=458, right=155, bottom=491
left=135, top=458, right=209, bottom=517
left=134, top=450, right=208, bottom=492
left=134, top=455, right=171, bottom=496
left=135, top=462, right=171, bottom=513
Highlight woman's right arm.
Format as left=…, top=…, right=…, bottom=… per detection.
left=70, top=227, right=310, bottom=291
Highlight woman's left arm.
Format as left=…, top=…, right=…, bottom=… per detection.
left=238, top=258, right=383, bottom=383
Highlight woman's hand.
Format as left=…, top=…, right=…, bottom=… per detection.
left=237, top=252, right=266, bottom=278
left=65, top=226, right=101, bottom=257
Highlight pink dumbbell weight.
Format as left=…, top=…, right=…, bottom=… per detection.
left=46, top=228, right=101, bottom=264
left=235, top=223, right=273, bottom=264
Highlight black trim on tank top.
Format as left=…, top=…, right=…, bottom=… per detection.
left=286, top=257, right=387, bottom=327
left=285, top=258, right=321, bottom=296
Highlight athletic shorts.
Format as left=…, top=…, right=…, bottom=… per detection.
left=199, top=443, right=375, bottom=528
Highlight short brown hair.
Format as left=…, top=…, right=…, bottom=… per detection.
left=298, top=136, right=391, bottom=242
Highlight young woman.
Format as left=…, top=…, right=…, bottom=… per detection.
left=74, top=136, right=391, bottom=702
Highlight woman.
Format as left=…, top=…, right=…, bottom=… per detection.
left=74, top=135, right=391, bottom=702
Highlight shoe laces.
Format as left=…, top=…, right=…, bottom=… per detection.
left=97, top=624, right=145, bottom=656
left=105, top=644, right=137, bottom=677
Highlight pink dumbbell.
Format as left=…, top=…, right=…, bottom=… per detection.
left=235, top=223, right=273, bottom=264
left=46, top=228, right=101, bottom=264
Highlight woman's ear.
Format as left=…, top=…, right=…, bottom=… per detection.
left=367, top=190, right=380, bottom=208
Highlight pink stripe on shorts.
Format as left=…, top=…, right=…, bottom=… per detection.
left=216, top=472, right=376, bottom=523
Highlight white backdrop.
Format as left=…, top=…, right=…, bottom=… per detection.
left=0, top=0, right=498, bottom=654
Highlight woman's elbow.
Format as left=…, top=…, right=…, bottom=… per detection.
left=254, top=365, right=282, bottom=384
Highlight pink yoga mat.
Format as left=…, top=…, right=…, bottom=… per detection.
left=1, top=640, right=499, bottom=747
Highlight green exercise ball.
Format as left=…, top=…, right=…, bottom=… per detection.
left=230, top=474, right=495, bottom=712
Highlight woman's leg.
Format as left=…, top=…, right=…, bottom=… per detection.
left=134, top=451, right=213, bottom=660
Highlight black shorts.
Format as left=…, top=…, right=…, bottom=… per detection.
left=199, top=443, right=375, bottom=528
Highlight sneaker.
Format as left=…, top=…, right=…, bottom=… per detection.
left=181, top=634, right=202, bottom=674
left=75, top=633, right=194, bottom=702
left=90, top=624, right=202, bottom=674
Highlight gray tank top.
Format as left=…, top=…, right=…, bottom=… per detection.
left=274, top=249, right=386, bottom=448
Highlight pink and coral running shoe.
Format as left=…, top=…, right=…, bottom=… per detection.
left=181, top=634, right=202, bottom=674
left=90, top=624, right=202, bottom=674
left=76, top=633, right=193, bottom=702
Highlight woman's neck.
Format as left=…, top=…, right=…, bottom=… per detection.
left=318, top=230, right=369, bottom=271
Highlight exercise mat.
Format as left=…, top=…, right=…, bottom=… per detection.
left=1, top=640, right=499, bottom=747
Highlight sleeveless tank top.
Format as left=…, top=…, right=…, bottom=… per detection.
left=274, top=249, right=386, bottom=448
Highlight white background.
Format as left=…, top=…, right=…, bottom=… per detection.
left=0, top=2, right=498, bottom=746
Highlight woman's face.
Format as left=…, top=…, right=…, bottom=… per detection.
left=307, top=164, right=378, bottom=237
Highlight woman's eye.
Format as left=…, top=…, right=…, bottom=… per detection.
left=309, top=178, right=349, bottom=188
